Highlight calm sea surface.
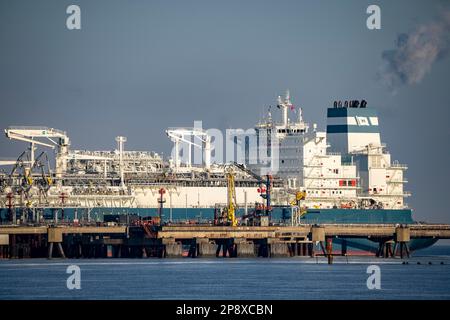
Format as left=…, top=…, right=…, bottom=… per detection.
left=1, top=245, right=449, bottom=300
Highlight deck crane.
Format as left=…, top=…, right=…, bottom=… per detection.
left=166, top=128, right=211, bottom=170
left=9, top=151, right=32, bottom=190
left=11, top=151, right=54, bottom=206
left=9, top=151, right=28, bottom=177
left=5, top=150, right=34, bottom=207
left=31, top=151, right=53, bottom=194
left=5, top=150, right=53, bottom=202
left=4, top=127, right=70, bottom=177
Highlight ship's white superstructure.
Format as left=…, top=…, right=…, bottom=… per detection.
left=251, top=92, right=409, bottom=210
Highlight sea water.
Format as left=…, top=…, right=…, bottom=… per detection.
left=0, top=245, right=449, bottom=300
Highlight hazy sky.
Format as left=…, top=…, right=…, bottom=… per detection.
left=0, top=0, right=449, bottom=223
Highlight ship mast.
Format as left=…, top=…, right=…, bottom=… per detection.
left=115, top=136, right=127, bottom=189
left=277, top=90, right=293, bottom=128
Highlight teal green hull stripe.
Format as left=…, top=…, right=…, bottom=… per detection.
left=302, top=208, right=413, bottom=224
left=2, top=207, right=414, bottom=225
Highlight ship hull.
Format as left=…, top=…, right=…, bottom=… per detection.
left=331, top=237, right=438, bottom=254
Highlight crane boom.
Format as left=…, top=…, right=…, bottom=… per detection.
left=4, top=126, right=70, bottom=177
left=5, top=127, right=69, bottom=145
left=232, top=162, right=272, bottom=217
left=166, top=127, right=211, bottom=169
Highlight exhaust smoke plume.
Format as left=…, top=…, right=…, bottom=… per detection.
left=379, top=10, right=450, bottom=92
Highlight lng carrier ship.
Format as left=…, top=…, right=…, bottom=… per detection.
left=0, top=91, right=438, bottom=253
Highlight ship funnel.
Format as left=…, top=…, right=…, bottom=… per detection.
left=326, top=101, right=381, bottom=154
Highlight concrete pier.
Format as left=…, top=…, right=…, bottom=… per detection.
left=0, top=223, right=449, bottom=259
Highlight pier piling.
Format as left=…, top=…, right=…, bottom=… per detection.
left=0, top=223, right=449, bottom=259
left=0, top=234, right=9, bottom=258
left=326, top=237, right=333, bottom=264
left=197, top=239, right=216, bottom=257
left=395, top=226, right=411, bottom=259
left=235, top=240, right=255, bottom=257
